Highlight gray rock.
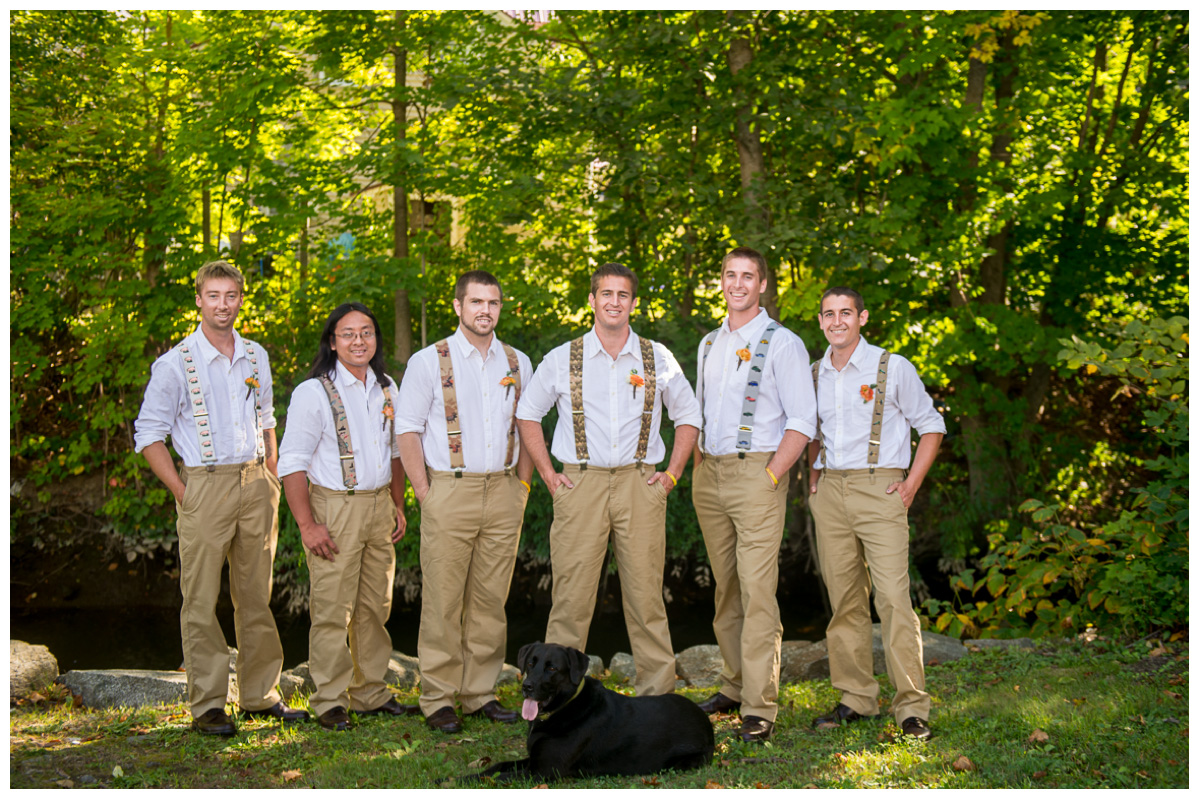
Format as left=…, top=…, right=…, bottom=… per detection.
left=58, top=669, right=197, bottom=709
left=587, top=654, right=605, bottom=678
left=385, top=651, right=421, bottom=689
left=11, top=640, right=60, bottom=701
left=803, top=625, right=968, bottom=681
left=965, top=637, right=1035, bottom=651
left=497, top=662, right=520, bottom=686
left=279, top=662, right=316, bottom=700
left=779, top=640, right=827, bottom=683
left=608, top=652, right=637, bottom=684
left=675, top=644, right=723, bottom=688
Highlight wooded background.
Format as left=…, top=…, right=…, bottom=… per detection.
left=10, top=10, right=1188, bottom=639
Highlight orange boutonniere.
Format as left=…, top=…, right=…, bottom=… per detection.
left=382, top=400, right=394, bottom=430
left=629, top=369, right=645, bottom=397
left=860, top=383, right=876, bottom=403
left=500, top=371, right=517, bottom=399
left=735, top=346, right=752, bottom=371
left=244, top=376, right=260, bottom=400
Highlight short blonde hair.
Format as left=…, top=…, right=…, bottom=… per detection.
left=195, top=260, right=245, bottom=295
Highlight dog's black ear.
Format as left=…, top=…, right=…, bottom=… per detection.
left=566, top=646, right=590, bottom=685
left=517, top=642, right=541, bottom=673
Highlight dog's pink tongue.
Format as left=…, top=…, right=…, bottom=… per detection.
left=522, top=698, right=540, bottom=721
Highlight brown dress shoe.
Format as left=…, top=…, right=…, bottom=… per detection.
left=696, top=692, right=741, bottom=715
left=191, top=708, right=237, bottom=736
left=357, top=697, right=421, bottom=716
left=425, top=706, right=463, bottom=734
left=241, top=702, right=310, bottom=723
left=740, top=715, right=774, bottom=742
left=465, top=700, right=518, bottom=723
left=813, top=703, right=870, bottom=729
left=900, top=716, right=933, bottom=741
left=318, top=706, right=351, bottom=731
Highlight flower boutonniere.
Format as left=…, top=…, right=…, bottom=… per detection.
left=382, top=400, right=395, bottom=430
left=500, top=371, right=517, bottom=399
left=629, top=369, right=645, bottom=398
left=244, top=376, right=260, bottom=400
left=735, top=345, right=751, bottom=371
left=860, top=383, right=877, bottom=403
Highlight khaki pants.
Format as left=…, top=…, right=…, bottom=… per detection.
left=305, top=484, right=398, bottom=717
left=810, top=468, right=930, bottom=723
left=177, top=459, right=283, bottom=717
left=545, top=463, right=675, bottom=696
left=692, top=451, right=787, bottom=721
left=417, top=470, right=526, bottom=716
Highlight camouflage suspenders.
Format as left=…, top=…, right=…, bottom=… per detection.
left=568, top=335, right=656, bottom=468
left=177, top=338, right=263, bottom=471
left=316, top=375, right=357, bottom=491
left=812, top=350, right=891, bottom=473
left=436, top=338, right=522, bottom=475
left=698, top=321, right=780, bottom=457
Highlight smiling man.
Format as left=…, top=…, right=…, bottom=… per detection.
left=396, top=271, right=534, bottom=734
left=689, top=247, right=816, bottom=742
left=278, top=302, right=414, bottom=732
left=134, top=260, right=303, bottom=735
left=516, top=262, right=701, bottom=697
left=807, top=286, right=945, bottom=741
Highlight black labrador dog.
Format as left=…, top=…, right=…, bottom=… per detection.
left=473, top=642, right=714, bottom=782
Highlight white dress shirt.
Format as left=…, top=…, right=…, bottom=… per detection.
left=277, top=362, right=399, bottom=491
left=395, top=328, right=534, bottom=473
left=134, top=326, right=276, bottom=466
left=516, top=328, right=702, bottom=468
left=696, top=309, right=817, bottom=455
left=813, top=336, right=946, bottom=470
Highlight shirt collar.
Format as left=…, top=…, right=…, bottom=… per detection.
left=333, top=359, right=377, bottom=392
left=721, top=308, right=770, bottom=339
left=584, top=326, right=640, bottom=360
left=451, top=326, right=503, bottom=362
left=191, top=324, right=246, bottom=365
left=820, top=335, right=871, bottom=374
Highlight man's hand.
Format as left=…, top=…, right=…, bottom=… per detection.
left=302, top=521, right=340, bottom=562
left=647, top=471, right=675, bottom=495
left=391, top=513, right=407, bottom=544
left=885, top=478, right=918, bottom=508
left=544, top=471, right=574, bottom=498
left=809, top=468, right=821, bottom=494
left=414, top=483, right=431, bottom=504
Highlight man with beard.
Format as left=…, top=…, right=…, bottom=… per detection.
left=516, top=262, right=701, bottom=698
left=397, top=271, right=534, bottom=733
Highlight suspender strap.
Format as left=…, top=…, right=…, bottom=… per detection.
left=435, top=339, right=465, bottom=474
left=316, top=375, right=357, bottom=491
left=811, top=361, right=825, bottom=469
left=502, top=343, right=522, bottom=471
left=177, top=343, right=218, bottom=471
left=244, top=343, right=265, bottom=458
left=736, top=322, right=779, bottom=456
left=697, top=328, right=721, bottom=455
left=868, top=351, right=891, bottom=474
left=569, top=337, right=588, bottom=467
left=634, top=336, right=656, bottom=465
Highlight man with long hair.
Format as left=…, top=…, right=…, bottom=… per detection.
left=516, top=263, right=701, bottom=697
left=277, top=302, right=417, bottom=731
left=396, top=271, right=534, bottom=734
left=134, top=260, right=304, bottom=735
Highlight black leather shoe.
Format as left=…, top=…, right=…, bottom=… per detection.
left=900, top=716, right=933, bottom=740
left=813, top=703, right=869, bottom=729
left=697, top=692, right=741, bottom=715
left=191, top=708, right=237, bottom=736
left=425, top=706, right=463, bottom=734
left=241, top=702, right=310, bottom=723
left=317, top=706, right=351, bottom=731
left=740, top=715, right=774, bottom=742
left=357, top=697, right=421, bottom=716
left=465, top=700, right=519, bottom=723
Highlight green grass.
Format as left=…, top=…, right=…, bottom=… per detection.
left=10, top=635, right=1188, bottom=788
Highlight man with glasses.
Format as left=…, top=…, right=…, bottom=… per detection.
left=278, top=302, right=416, bottom=731
left=134, top=260, right=304, bottom=735
left=397, top=270, right=534, bottom=734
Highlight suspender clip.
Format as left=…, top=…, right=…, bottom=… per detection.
left=454, top=470, right=463, bottom=479
left=205, top=465, right=215, bottom=473
left=578, top=461, right=588, bottom=471
left=738, top=452, right=746, bottom=460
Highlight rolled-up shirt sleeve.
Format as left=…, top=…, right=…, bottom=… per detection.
left=656, top=344, right=702, bottom=429
left=276, top=381, right=325, bottom=479
left=778, top=333, right=818, bottom=440
left=894, top=356, right=947, bottom=435
left=395, top=350, right=436, bottom=437
left=516, top=352, right=560, bottom=423
left=133, top=356, right=184, bottom=454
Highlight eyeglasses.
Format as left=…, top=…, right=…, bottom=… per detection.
left=335, top=330, right=376, bottom=341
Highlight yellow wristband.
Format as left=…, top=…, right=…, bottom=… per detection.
left=519, top=479, right=531, bottom=492
left=664, top=470, right=678, bottom=487
left=765, top=466, right=779, bottom=486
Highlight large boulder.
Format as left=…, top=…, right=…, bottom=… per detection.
left=965, top=637, right=1035, bottom=652
left=385, top=650, right=421, bottom=689
left=675, top=644, right=723, bottom=688
left=497, top=662, right=521, bottom=686
left=11, top=640, right=60, bottom=702
left=779, top=640, right=827, bottom=683
left=803, top=625, right=968, bottom=680
left=58, top=669, right=194, bottom=709
left=608, top=652, right=637, bottom=684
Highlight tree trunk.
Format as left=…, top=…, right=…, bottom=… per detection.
left=392, top=10, right=413, bottom=366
